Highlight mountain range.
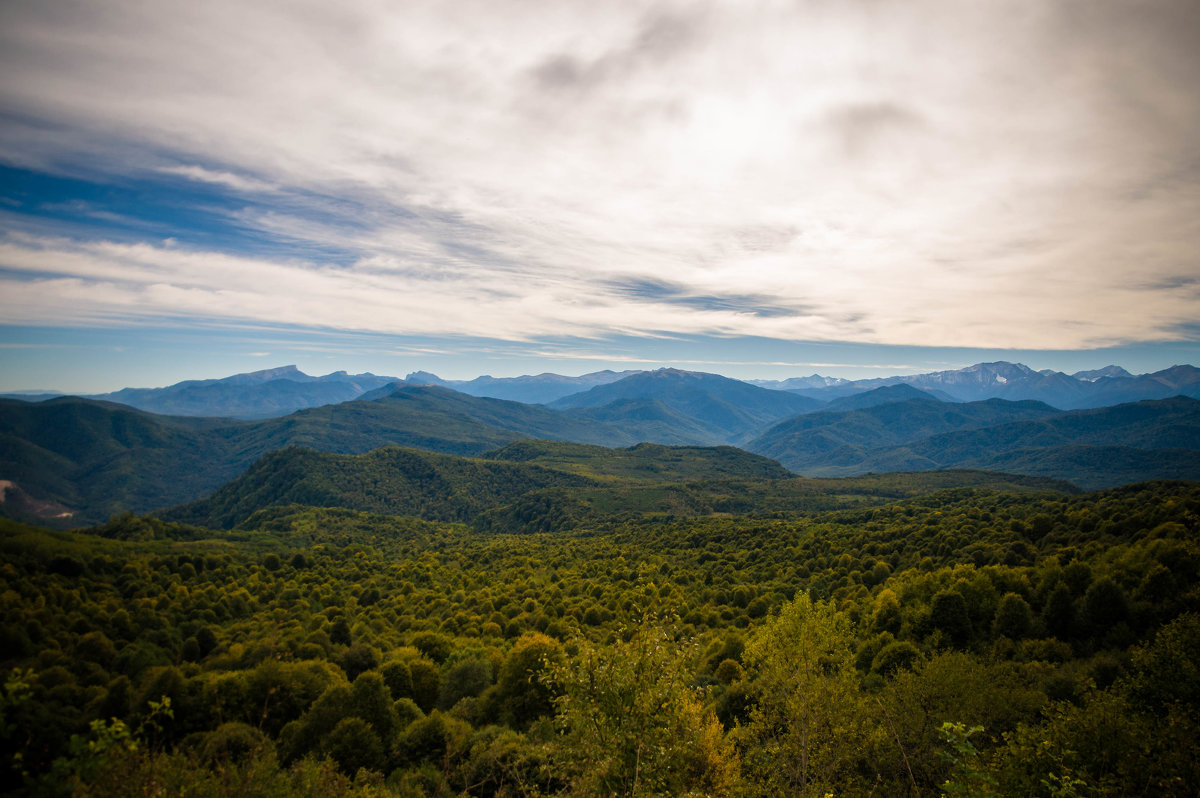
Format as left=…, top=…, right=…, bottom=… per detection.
left=163, top=444, right=1074, bottom=533
left=402, top=369, right=640, bottom=404
left=747, top=392, right=1200, bottom=485
left=88, top=365, right=398, bottom=419
left=845, top=361, right=1200, bottom=408
left=549, top=368, right=820, bottom=438
left=5, top=360, right=1199, bottom=418
left=1, top=362, right=1198, bottom=525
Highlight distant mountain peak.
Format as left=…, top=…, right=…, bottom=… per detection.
left=898, top=361, right=1039, bottom=389
left=966, top=361, right=1036, bottom=377
left=236, top=364, right=306, bottom=381
left=1072, top=365, right=1133, bottom=382
left=405, top=371, right=447, bottom=385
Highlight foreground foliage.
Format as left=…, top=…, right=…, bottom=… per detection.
left=1, top=476, right=1198, bottom=796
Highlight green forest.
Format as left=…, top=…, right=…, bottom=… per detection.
left=1, top=449, right=1197, bottom=796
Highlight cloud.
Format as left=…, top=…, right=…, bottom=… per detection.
left=825, top=102, right=925, bottom=159
left=0, top=0, right=1197, bottom=351
left=157, top=165, right=276, bottom=194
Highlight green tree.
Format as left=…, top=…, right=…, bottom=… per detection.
left=993, top=593, right=1033, bottom=640
left=740, top=593, right=876, bottom=797
left=340, top=644, right=378, bottom=682
left=325, top=717, right=385, bottom=775
left=408, top=658, right=441, bottom=714
left=1042, top=582, right=1077, bottom=639
left=872, top=640, right=921, bottom=677
left=929, top=590, right=973, bottom=647
left=938, top=722, right=1000, bottom=798
left=1082, top=578, right=1129, bottom=630
left=279, top=685, right=350, bottom=764
left=381, top=661, right=413, bottom=701
left=550, top=623, right=739, bottom=797
left=328, top=619, right=351, bottom=647
left=494, top=632, right=563, bottom=729
left=350, top=671, right=398, bottom=745
left=438, top=656, right=491, bottom=711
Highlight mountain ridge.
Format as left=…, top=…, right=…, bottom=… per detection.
left=3, top=363, right=1198, bottom=525
left=8, top=360, right=1199, bottom=418
left=750, top=395, right=1200, bottom=488
left=550, top=368, right=820, bottom=437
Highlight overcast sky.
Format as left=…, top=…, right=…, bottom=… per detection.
left=2, top=0, right=1199, bottom=390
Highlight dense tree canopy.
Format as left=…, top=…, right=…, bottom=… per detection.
left=1, top=474, right=1197, bottom=796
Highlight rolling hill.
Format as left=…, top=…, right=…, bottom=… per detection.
left=165, top=442, right=1078, bottom=534
left=819, top=383, right=957, bottom=412
left=745, top=394, right=1062, bottom=470
left=164, top=445, right=598, bottom=529
left=0, top=383, right=795, bottom=523
left=482, top=439, right=794, bottom=481
left=0, top=397, right=246, bottom=524
left=4, top=369, right=1198, bottom=526
left=750, top=395, right=1200, bottom=488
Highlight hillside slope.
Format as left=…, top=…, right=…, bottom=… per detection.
left=756, top=396, right=1200, bottom=488
left=165, top=445, right=599, bottom=529
left=746, top=396, right=1061, bottom=469
left=483, top=439, right=793, bottom=481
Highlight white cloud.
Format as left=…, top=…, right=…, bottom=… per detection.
left=157, top=165, right=276, bottom=194
left=0, top=0, right=1198, bottom=350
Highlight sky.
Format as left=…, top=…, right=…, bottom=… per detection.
left=2, top=0, right=1199, bottom=392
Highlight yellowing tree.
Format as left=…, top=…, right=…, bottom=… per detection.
left=549, top=622, right=739, bottom=797
left=740, top=593, right=880, bottom=797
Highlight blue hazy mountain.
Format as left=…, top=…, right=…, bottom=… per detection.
left=0, top=382, right=761, bottom=523
left=4, top=363, right=1199, bottom=525
left=818, top=383, right=957, bottom=412
left=845, top=361, right=1200, bottom=409
left=13, top=360, right=1198, bottom=419
left=745, top=394, right=1061, bottom=471
left=550, top=368, right=821, bottom=438
left=86, top=365, right=401, bottom=419
left=402, top=369, right=641, bottom=404
left=748, top=394, right=1200, bottom=489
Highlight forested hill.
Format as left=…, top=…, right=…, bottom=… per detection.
left=747, top=395, right=1200, bottom=487
left=0, top=389, right=684, bottom=525
left=481, top=439, right=794, bottom=481
left=3, top=388, right=1199, bottom=525
left=163, top=446, right=599, bottom=529
left=0, top=397, right=247, bottom=524
left=164, top=441, right=1079, bottom=534
left=744, top=394, right=1061, bottom=467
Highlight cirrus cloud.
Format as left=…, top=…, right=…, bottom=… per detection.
left=0, top=0, right=1198, bottom=352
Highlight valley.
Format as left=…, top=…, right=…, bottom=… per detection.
left=0, top=362, right=1197, bottom=796
left=2, top=362, right=1199, bottom=526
